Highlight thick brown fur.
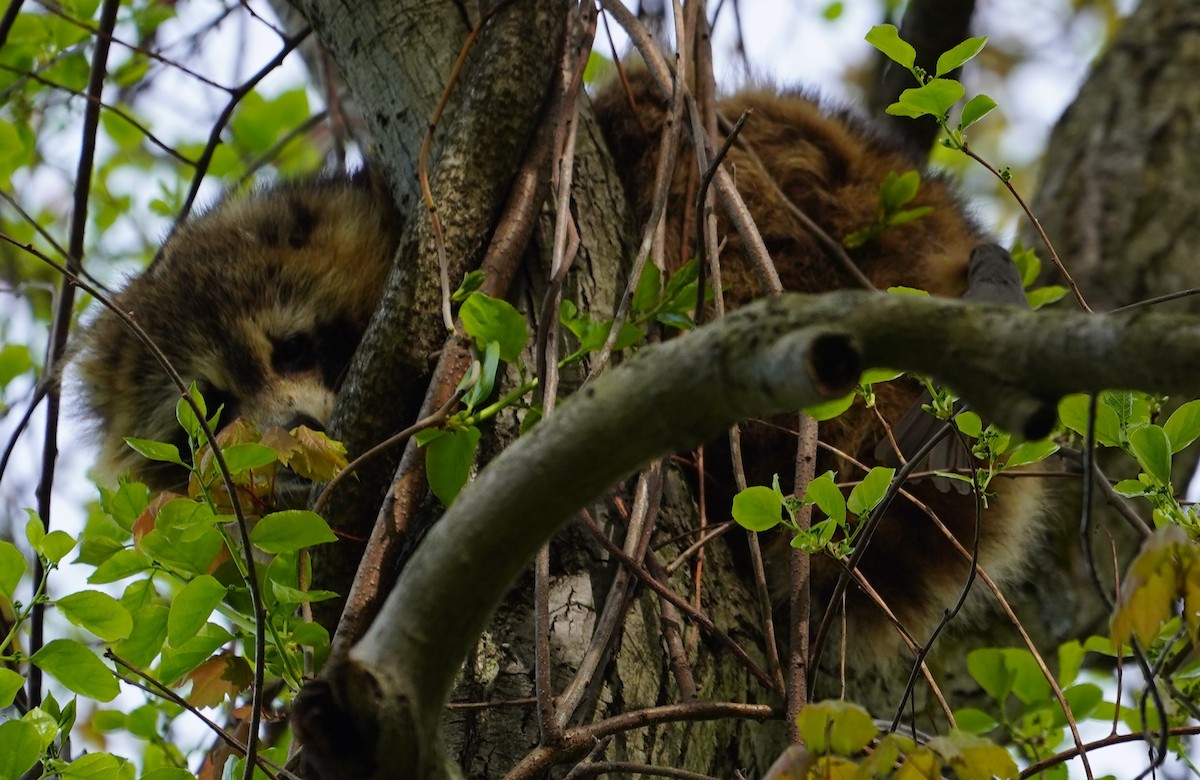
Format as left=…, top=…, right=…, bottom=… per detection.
left=72, top=170, right=401, bottom=491
left=594, top=71, right=1048, bottom=684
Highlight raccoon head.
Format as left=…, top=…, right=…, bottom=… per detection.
left=72, top=170, right=402, bottom=493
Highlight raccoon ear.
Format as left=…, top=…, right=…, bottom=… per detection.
left=350, top=162, right=393, bottom=200
left=350, top=161, right=404, bottom=234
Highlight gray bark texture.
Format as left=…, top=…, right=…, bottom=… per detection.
left=1010, top=0, right=1200, bottom=665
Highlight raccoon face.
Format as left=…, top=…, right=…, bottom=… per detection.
left=72, top=171, right=401, bottom=492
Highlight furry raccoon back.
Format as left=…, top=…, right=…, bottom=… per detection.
left=73, top=170, right=401, bottom=491
left=594, top=71, right=1049, bottom=687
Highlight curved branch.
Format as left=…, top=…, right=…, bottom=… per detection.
left=297, top=291, right=1200, bottom=778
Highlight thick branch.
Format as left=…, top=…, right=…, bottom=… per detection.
left=299, top=291, right=1200, bottom=778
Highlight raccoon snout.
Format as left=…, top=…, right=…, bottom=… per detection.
left=286, top=413, right=326, bottom=433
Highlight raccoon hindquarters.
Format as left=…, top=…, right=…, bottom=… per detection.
left=593, top=73, right=1049, bottom=681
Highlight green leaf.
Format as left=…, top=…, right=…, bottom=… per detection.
left=1026, top=285, right=1067, bottom=309
left=0, top=668, right=24, bottom=709
left=59, top=752, right=130, bottom=779
left=1005, top=439, right=1059, bottom=469
left=89, top=549, right=151, bottom=584
left=966, top=648, right=1012, bottom=702
left=1164, top=400, right=1200, bottom=453
left=38, top=531, right=77, bottom=566
left=138, top=527, right=224, bottom=576
left=140, top=769, right=196, bottom=780
left=452, top=269, right=485, bottom=302
left=56, top=591, right=133, bottom=642
left=1129, top=424, right=1172, bottom=487
left=30, top=639, right=119, bottom=702
left=732, top=486, right=784, bottom=532
left=1063, top=682, right=1103, bottom=721
left=953, top=707, right=998, bottom=735
left=175, top=383, right=206, bottom=441
left=99, top=480, right=149, bottom=532
left=804, top=392, right=854, bottom=421
left=0, top=540, right=25, bottom=599
left=0, top=719, right=41, bottom=780
left=886, top=205, right=932, bottom=227
left=861, top=368, right=903, bottom=384
left=463, top=340, right=500, bottom=410
left=632, top=261, right=662, bottom=313
left=796, top=700, right=878, bottom=755
left=1058, top=394, right=1121, bottom=447
left=157, top=624, right=233, bottom=686
left=887, top=79, right=965, bottom=120
left=221, top=443, right=278, bottom=474
left=459, top=292, right=528, bottom=362
left=1112, top=478, right=1150, bottom=498
left=880, top=170, right=920, bottom=211
left=124, top=438, right=187, bottom=467
left=847, top=467, right=895, bottom=517
left=955, top=411, right=982, bottom=438
left=865, top=24, right=916, bottom=72
left=425, top=425, right=482, bottom=505
left=112, top=603, right=168, bottom=669
left=251, top=510, right=338, bottom=554
left=805, top=471, right=846, bottom=525
left=935, top=36, right=988, bottom=77
left=167, top=575, right=227, bottom=647
left=960, top=94, right=997, bottom=129
left=0, top=343, right=32, bottom=388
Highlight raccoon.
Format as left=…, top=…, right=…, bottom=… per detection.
left=72, top=170, right=401, bottom=494
left=594, top=71, right=1050, bottom=683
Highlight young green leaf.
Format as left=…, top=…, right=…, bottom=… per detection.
left=0, top=719, right=41, bottom=780
left=56, top=590, right=133, bottom=643
left=220, top=442, right=278, bottom=474
left=157, top=624, right=234, bottom=686
left=167, top=575, right=227, bottom=647
left=30, top=639, right=120, bottom=702
left=880, top=170, right=920, bottom=211
left=805, top=471, right=847, bottom=525
left=804, top=392, right=854, bottom=422
left=955, top=411, right=983, bottom=438
left=0, top=668, right=24, bottom=709
left=459, top=292, right=528, bottom=362
left=796, top=700, right=878, bottom=755
left=732, top=485, right=785, bottom=532
left=632, top=261, right=662, bottom=314
left=0, top=540, right=25, bottom=599
left=124, top=438, right=187, bottom=467
left=251, top=510, right=338, bottom=554
left=425, top=425, right=483, bottom=506
left=1129, top=424, right=1172, bottom=487
left=1164, top=399, right=1200, bottom=453
left=966, top=647, right=1013, bottom=703
left=1005, top=439, right=1059, bottom=469
left=934, top=36, right=988, bottom=78
left=847, top=467, right=895, bottom=517
left=112, top=604, right=168, bottom=669
left=887, top=79, right=965, bottom=120
left=452, top=269, right=486, bottom=302
left=865, top=24, right=916, bottom=73
left=58, top=752, right=131, bottom=779
left=960, top=93, right=997, bottom=129
left=37, top=531, right=77, bottom=566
